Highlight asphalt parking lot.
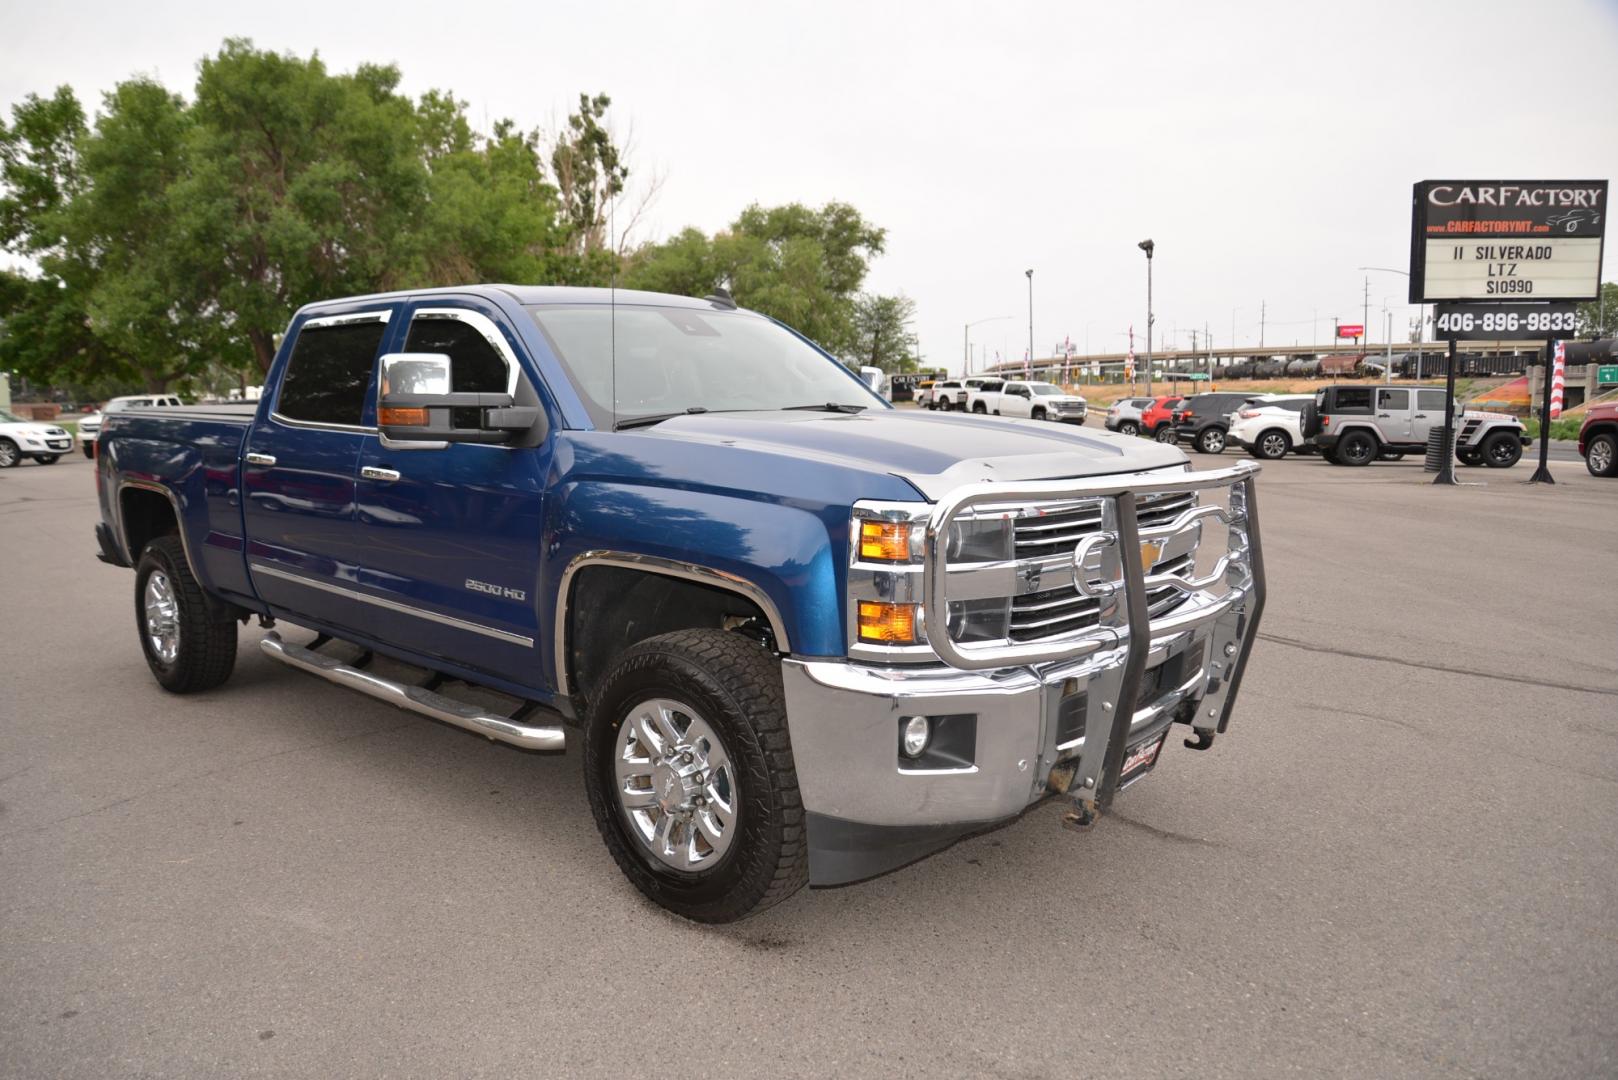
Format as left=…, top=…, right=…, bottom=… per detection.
left=2, top=446, right=1615, bottom=1079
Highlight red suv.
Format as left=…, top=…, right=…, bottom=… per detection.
left=1579, top=401, right=1618, bottom=477
left=1138, top=396, right=1183, bottom=442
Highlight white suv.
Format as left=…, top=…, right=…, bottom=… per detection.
left=77, top=394, right=184, bottom=457
left=1228, top=394, right=1314, bottom=460
left=0, top=408, right=74, bottom=467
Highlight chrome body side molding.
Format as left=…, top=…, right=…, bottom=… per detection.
left=249, top=563, right=535, bottom=648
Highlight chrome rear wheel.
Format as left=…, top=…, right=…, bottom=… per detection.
left=143, top=570, right=181, bottom=664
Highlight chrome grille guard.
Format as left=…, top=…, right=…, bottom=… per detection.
left=921, top=461, right=1267, bottom=811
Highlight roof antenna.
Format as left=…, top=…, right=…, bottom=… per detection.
left=707, top=283, right=736, bottom=310
left=610, top=184, right=617, bottom=430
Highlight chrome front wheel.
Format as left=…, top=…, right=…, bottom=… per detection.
left=614, top=697, right=739, bottom=872
left=143, top=570, right=181, bottom=664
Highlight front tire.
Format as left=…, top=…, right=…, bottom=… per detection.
left=584, top=629, right=807, bottom=923
left=1032, top=408, right=1047, bottom=421
left=1481, top=431, right=1522, bottom=468
left=81, top=442, right=95, bottom=458
left=0, top=438, right=19, bottom=468
left=1587, top=432, right=1618, bottom=477
left=133, top=536, right=238, bottom=693
left=36, top=454, right=60, bottom=465
left=1338, top=430, right=1377, bottom=467
left=1153, top=424, right=1177, bottom=443
left=1196, top=427, right=1227, bottom=454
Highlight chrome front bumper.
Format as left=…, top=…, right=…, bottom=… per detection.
left=783, top=462, right=1267, bottom=882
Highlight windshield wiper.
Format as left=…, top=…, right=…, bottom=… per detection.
left=782, top=403, right=868, bottom=414
left=614, top=407, right=708, bottom=431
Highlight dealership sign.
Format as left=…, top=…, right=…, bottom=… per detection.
left=1409, top=180, right=1607, bottom=302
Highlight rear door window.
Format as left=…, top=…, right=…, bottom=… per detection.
left=1378, top=388, right=1410, bottom=411
left=277, top=317, right=389, bottom=426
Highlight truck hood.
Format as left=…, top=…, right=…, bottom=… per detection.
left=636, top=409, right=1187, bottom=499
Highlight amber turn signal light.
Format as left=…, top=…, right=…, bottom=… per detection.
left=857, top=600, right=918, bottom=644
left=379, top=406, right=428, bottom=426
left=859, top=520, right=912, bottom=561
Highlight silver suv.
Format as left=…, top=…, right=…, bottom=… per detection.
left=1303, top=385, right=1529, bottom=467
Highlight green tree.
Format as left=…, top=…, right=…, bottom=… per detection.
left=626, top=201, right=886, bottom=356
left=1576, top=282, right=1616, bottom=339
left=852, top=292, right=917, bottom=373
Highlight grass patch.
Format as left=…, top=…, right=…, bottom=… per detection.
left=1522, top=417, right=1582, bottom=442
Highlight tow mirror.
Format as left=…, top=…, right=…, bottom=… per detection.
left=377, top=352, right=539, bottom=444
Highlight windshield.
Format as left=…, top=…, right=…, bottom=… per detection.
left=1029, top=384, right=1064, bottom=396
left=526, top=304, right=886, bottom=428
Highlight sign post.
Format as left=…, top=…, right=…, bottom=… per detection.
left=1410, top=179, right=1608, bottom=485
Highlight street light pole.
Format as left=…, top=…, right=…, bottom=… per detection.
left=1025, top=269, right=1035, bottom=374
left=964, top=316, right=1013, bottom=378
left=1138, top=239, right=1155, bottom=397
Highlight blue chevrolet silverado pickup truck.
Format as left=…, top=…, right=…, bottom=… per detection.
left=94, top=284, right=1266, bottom=922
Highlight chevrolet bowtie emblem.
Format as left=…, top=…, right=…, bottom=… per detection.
left=1138, top=539, right=1165, bottom=571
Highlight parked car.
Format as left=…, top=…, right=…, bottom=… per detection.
left=929, top=377, right=991, bottom=411
left=969, top=380, right=1088, bottom=423
left=909, top=378, right=937, bottom=408
left=964, top=378, right=1006, bottom=413
left=1577, top=400, right=1618, bottom=477
left=1103, top=396, right=1156, bottom=435
left=93, top=283, right=1268, bottom=923
left=1228, top=394, right=1314, bottom=460
left=78, top=394, right=185, bottom=457
left=1139, top=396, right=1185, bottom=443
left=0, top=408, right=73, bottom=467
left=1301, top=385, right=1529, bottom=467
left=1172, top=392, right=1255, bottom=454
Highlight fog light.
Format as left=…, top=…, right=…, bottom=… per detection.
left=900, top=715, right=931, bottom=758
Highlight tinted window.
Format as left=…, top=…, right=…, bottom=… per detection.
left=1378, top=389, right=1410, bottom=410
left=1332, top=388, right=1373, bottom=410
left=404, top=316, right=509, bottom=393
left=278, top=320, right=387, bottom=425
left=1417, top=390, right=1447, bottom=411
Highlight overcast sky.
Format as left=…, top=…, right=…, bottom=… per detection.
left=4, top=0, right=1616, bottom=373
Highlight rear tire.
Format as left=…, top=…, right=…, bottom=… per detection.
left=1118, top=420, right=1139, bottom=437
left=81, top=442, right=95, bottom=458
left=972, top=402, right=986, bottom=414
left=1458, top=449, right=1483, bottom=467
left=584, top=629, right=808, bottom=923
left=1153, top=424, right=1177, bottom=443
left=1338, top=430, right=1377, bottom=467
left=1481, top=431, right=1522, bottom=468
left=1586, top=432, right=1618, bottom=477
left=1195, top=427, right=1227, bottom=454
left=134, top=536, right=238, bottom=693
left=1254, top=429, right=1290, bottom=459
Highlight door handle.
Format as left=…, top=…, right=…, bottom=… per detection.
left=361, top=466, right=401, bottom=483
left=245, top=452, right=277, bottom=466
left=1376, top=413, right=1391, bottom=418
left=1413, top=414, right=1427, bottom=419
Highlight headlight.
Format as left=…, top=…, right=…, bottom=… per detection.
left=945, top=516, right=1012, bottom=563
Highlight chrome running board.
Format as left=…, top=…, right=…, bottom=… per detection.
left=260, top=632, right=565, bottom=752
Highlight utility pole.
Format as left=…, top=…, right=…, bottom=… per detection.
left=1362, top=276, right=1370, bottom=358
left=1259, top=300, right=1266, bottom=349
